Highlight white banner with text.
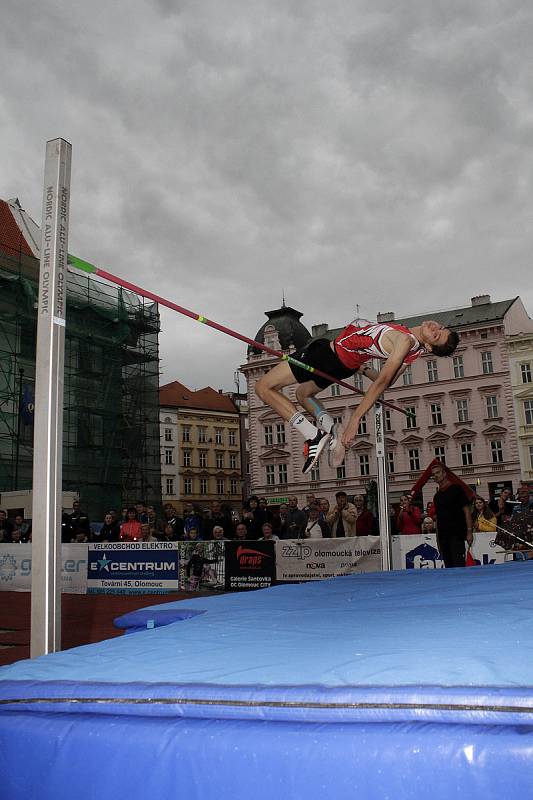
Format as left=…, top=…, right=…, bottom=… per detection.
left=275, top=536, right=382, bottom=581
left=391, top=532, right=506, bottom=569
left=0, top=543, right=88, bottom=593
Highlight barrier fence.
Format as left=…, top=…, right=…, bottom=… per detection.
left=0, top=533, right=508, bottom=595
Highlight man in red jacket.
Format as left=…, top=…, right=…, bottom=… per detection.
left=396, top=494, right=423, bottom=535
left=354, top=495, right=376, bottom=536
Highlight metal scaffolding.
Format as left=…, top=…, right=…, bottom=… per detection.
left=0, top=238, right=162, bottom=519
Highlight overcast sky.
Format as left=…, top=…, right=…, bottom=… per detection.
left=2, top=0, right=533, bottom=391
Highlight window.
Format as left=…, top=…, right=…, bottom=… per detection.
left=359, top=454, right=370, bottom=476
left=229, top=430, right=236, bottom=446
left=310, top=465, right=320, bottom=482
left=276, top=423, right=286, bottom=445
left=486, top=395, right=499, bottom=419
left=199, top=451, right=208, bottom=468
left=278, top=464, right=288, bottom=484
left=408, top=449, right=420, bottom=471
left=229, top=454, right=237, bottom=469
left=331, top=383, right=341, bottom=397
left=264, top=424, right=273, bottom=446
left=164, top=428, right=173, bottom=442
left=216, top=478, right=225, bottom=495
left=453, top=356, right=464, bottom=378
left=164, top=448, right=174, bottom=465
left=215, top=428, right=223, bottom=445
left=402, top=365, right=413, bottom=386
left=336, top=464, right=346, bottom=479
left=266, top=465, right=275, bottom=485
left=481, top=351, right=494, bottom=375
left=198, top=427, right=207, bottom=443
left=354, top=372, right=363, bottom=391
left=521, top=363, right=532, bottom=384
left=230, top=479, right=238, bottom=495
left=384, top=409, right=392, bottom=432
left=387, top=452, right=395, bottom=473
left=461, top=443, right=473, bottom=466
left=490, top=440, right=504, bottom=463
left=83, top=342, right=104, bottom=374
left=182, top=425, right=191, bottom=442
left=200, top=478, right=208, bottom=495
left=358, top=416, right=367, bottom=435
left=525, top=400, right=533, bottom=426
left=430, top=403, right=442, bottom=425
left=529, top=444, right=533, bottom=470
left=406, top=407, right=417, bottom=429
left=184, top=478, right=192, bottom=495
left=427, top=360, right=438, bottom=383
left=333, top=416, right=343, bottom=426
left=434, top=446, right=446, bottom=464
left=457, top=399, right=469, bottom=422
left=216, top=452, right=224, bottom=469
left=183, top=450, right=191, bottom=467
left=165, top=478, right=174, bottom=495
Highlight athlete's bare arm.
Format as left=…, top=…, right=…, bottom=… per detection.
left=359, top=363, right=408, bottom=383
left=342, top=332, right=412, bottom=448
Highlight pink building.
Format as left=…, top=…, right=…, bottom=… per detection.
left=241, top=295, right=533, bottom=508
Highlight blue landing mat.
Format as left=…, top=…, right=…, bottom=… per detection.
left=1, top=563, right=533, bottom=799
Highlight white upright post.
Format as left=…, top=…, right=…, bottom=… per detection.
left=30, top=138, right=71, bottom=657
left=375, top=401, right=392, bottom=571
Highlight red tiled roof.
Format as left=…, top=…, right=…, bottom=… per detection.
left=160, top=381, right=238, bottom=414
left=0, top=200, right=34, bottom=259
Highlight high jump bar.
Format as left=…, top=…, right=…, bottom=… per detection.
left=67, top=254, right=408, bottom=416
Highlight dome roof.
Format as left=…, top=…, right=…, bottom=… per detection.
left=249, top=305, right=311, bottom=355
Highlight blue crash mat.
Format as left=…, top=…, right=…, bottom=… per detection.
left=1, top=563, right=533, bottom=799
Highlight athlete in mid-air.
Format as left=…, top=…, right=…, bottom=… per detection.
left=255, top=319, right=459, bottom=473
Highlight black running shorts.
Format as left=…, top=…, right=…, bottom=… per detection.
left=288, top=338, right=355, bottom=390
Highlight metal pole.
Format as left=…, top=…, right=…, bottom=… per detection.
left=14, top=368, right=24, bottom=490
left=375, top=401, right=392, bottom=571
left=30, top=138, right=71, bottom=657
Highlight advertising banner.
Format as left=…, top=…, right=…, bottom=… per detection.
left=0, top=544, right=88, bottom=593
left=224, top=541, right=276, bottom=590
left=87, top=542, right=179, bottom=594
left=391, top=532, right=506, bottom=570
left=275, top=536, right=381, bottom=582
left=179, top=541, right=226, bottom=591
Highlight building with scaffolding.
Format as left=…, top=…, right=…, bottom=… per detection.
left=0, top=198, right=162, bottom=519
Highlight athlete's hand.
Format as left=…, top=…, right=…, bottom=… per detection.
left=341, top=419, right=359, bottom=448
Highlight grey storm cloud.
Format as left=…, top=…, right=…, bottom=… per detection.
left=1, top=0, right=533, bottom=389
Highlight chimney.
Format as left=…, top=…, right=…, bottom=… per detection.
left=312, top=323, right=329, bottom=337
left=377, top=311, right=395, bottom=323
left=471, top=294, right=491, bottom=307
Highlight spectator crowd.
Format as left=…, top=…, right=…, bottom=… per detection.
left=391, top=482, right=533, bottom=538
left=1, top=482, right=531, bottom=560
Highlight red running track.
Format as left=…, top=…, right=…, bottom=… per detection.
left=0, top=591, right=200, bottom=666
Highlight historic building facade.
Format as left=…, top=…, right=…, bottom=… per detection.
left=241, top=295, right=533, bottom=507
left=507, top=331, right=533, bottom=483
left=159, top=381, right=242, bottom=513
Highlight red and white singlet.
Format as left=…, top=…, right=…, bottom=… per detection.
left=334, top=322, right=425, bottom=370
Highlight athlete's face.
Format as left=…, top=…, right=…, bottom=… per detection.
left=421, top=320, right=450, bottom=349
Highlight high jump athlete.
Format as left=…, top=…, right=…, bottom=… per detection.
left=255, top=319, right=458, bottom=473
